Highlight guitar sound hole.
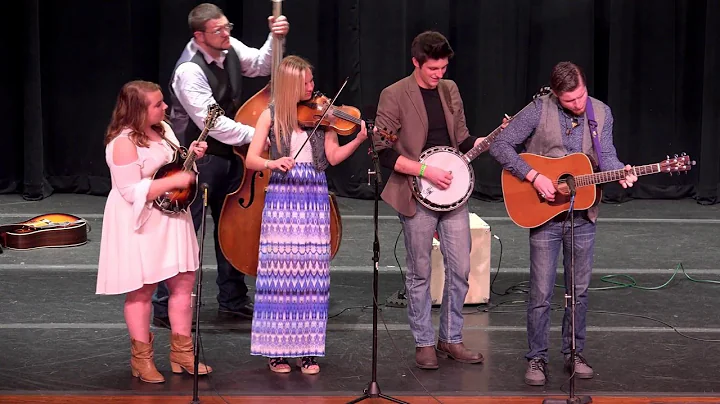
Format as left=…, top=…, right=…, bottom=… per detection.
left=556, top=174, right=575, bottom=199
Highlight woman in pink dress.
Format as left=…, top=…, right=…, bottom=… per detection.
left=96, top=80, right=212, bottom=383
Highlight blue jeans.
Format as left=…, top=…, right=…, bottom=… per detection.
left=152, top=154, right=250, bottom=317
left=526, top=212, right=596, bottom=362
left=399, top=201, right=471, bottom=347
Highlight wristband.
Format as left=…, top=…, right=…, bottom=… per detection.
left=530, top=172, right=540, bottom=185
left=419, top=164, right=427, bottom=177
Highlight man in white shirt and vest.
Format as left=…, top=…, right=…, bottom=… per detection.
left=152, top=3, right=289, bottom=327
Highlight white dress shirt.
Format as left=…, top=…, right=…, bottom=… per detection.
left=171, top=34, right=279, bottom=146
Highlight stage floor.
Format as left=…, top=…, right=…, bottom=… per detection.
left=1, top=194, right=720, bottom=403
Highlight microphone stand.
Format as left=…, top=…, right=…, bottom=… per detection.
left=544, top=178, right=591, bottom=404
left=347, top=119, right=407, bottom=404
left=190, top=184, right=209, bottom=404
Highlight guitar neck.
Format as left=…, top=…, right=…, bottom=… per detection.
left=576, top=163, right=660, bottom=187
left=463, top=124, right=503, bottom=162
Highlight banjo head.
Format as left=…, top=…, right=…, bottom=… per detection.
left=413, top=146, right=474, bottom=211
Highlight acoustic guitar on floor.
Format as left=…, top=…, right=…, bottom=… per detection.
left=0, top=213, right=90, bottom=250
left=500, top=152, right=695, bottom=228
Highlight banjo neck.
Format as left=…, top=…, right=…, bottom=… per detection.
left=461, top=86, right=551, bottom=164
left=462, top=124, right=503, bottom=163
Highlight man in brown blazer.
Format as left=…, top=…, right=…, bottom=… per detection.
left=374, top=31, right=486, bottom=370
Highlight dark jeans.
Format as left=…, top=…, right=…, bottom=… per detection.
left=525, top=212, right=596, bottom=362
left=152, top=154, right=250, bottom=317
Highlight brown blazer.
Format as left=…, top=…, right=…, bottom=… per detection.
left=375, top=74, right=472, bottom=217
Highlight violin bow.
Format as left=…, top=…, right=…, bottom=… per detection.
left=292, top=76, right=350, bottom=160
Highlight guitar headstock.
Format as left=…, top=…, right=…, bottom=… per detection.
left=203, top=104, right=225, bottom=129
left=659, top=153, right=696, bottom=174
left=533, top=86, right=552, bottom=100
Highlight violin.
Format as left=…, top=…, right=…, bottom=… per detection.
left=296, top=90, right=400, bottom=152
left=297, top=92, right=362, bottom=135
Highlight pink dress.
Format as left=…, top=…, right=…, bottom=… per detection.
left=96, top=122, right=199, bottom=295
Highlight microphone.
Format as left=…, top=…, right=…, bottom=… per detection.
left=362, top=105, right=383, bottom=185
left=362, top=104, right=377, bottom=122
left=566, top=177, right=576, bottom=196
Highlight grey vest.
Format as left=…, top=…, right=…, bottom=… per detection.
left=524, top=94, right=606, bottom=222
left=268, top=105, right=329, bottom=171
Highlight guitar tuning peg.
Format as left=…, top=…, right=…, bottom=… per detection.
left=674, top=154, right=679, bottom=158
left=681, top=152, right=687, bottom=156
left=666, top=155, right=669, bottom=160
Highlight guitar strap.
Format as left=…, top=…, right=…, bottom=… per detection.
left=157, top=128, right=187, bottom=159
left=585, top=97, right=605, bottom=172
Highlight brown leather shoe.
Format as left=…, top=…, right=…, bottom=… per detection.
left=436, top=341, right=484, bottom=364
left=415, top=346, right=439, bottom=370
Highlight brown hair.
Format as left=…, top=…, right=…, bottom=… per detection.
left=550, top=61, right=586, bottom=94
left=273, top=55, right=313, bottom=150
left=104, top=80, right=165, bottom=147
left=188, top=3, right=224, bottom=33
left=411, top=31, right=454, bottom=66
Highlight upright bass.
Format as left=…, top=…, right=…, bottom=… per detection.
left=217, top=0, right=342, bottom=277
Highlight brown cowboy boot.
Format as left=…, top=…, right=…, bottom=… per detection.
left=415, top=346, right=439, bottom=370
left=436, top=341, right=484, bottom=364
left=130, top=332, right=165, bottom=383
left=169, top=333, right=213, bottom=375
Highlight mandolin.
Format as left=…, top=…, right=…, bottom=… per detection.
left=0, top=213, right=90, bottom=250
left=152, top=103, right=224, bottom=214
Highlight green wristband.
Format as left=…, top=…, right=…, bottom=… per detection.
left=419, top=164, right=427, bottom=177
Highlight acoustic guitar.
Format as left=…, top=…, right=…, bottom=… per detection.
left=152, top=103, right=224, bottom=214
left=501, top=152, right=695, bottom=228
left=0, top=213, right=89, bottom=250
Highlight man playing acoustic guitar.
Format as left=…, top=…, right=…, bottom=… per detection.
left=489, top=61, right=638, bottom=386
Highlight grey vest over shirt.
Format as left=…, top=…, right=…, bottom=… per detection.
left=523, top=94, right=606, bottom=223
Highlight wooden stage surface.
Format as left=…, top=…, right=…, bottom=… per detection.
left=2, top=396, right=720, bottom=404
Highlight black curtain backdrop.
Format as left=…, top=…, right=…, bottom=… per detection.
left=4, top=0, right=719, bottom=205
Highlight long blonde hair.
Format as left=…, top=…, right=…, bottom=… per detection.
left=273, top=55, right=312, bottom=149
left=104, top=80, right=165, bottom=147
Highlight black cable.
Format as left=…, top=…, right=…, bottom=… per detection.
left=328, top=305, right=377, bottom=319
left=393, top=227, right=405, bottom=283
left=488, top=232, right=529, bottom=297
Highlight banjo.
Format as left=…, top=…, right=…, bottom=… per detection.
left=411, top=86, right=551, bottom=211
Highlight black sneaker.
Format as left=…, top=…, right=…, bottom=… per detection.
left=217, top=301, right=254, bottom=320
left=525, top=357, right=548, bottom=386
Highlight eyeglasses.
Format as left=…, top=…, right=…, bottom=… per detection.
left=205, top=23, right=234, bottom=36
